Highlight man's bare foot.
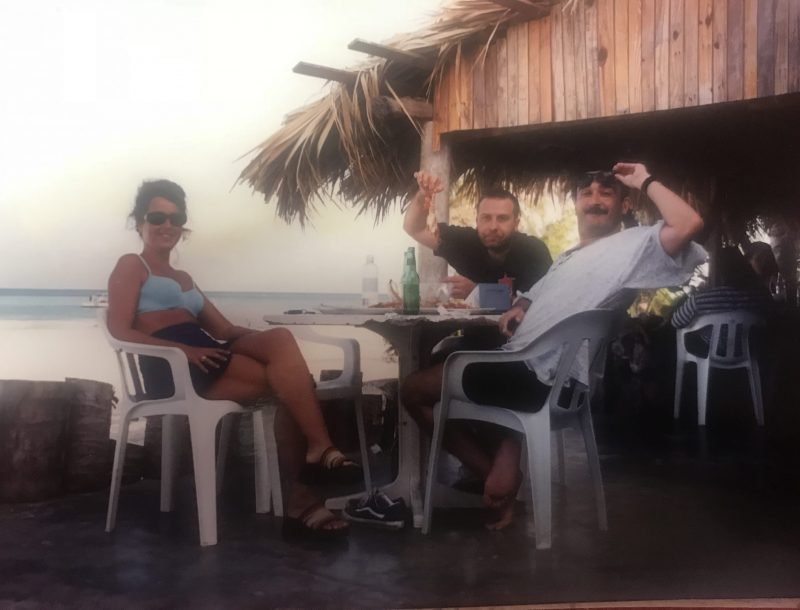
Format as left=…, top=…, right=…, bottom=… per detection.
left=482, top=438, right=522, bottom=530
left=485, top=499, right=517, bottom=531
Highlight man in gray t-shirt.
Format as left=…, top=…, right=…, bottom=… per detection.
left=401, top=162, right=707, bottom=530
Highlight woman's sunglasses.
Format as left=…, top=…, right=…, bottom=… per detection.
left=576, top=170, right=618, bottom=190
left=145, top=211, right=188, bottom=227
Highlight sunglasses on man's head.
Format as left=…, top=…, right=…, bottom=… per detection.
left=576, top=170, right=618, bottom=190
left=145, top=211, right=188, bottom=227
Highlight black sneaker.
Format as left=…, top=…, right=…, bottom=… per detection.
left=343, top=489, right=407, bottom=530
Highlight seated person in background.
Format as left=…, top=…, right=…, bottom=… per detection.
left=671, top=246, right=772, bottom=356
left=107, top=179, right=361, bottom=540
left=404, top=171, right=552, bottom=300
left=404, top=171, right=552, bottom=356
left=744, top=241, right=780, bottom=292
left=402, top=163, right=706, bottom=530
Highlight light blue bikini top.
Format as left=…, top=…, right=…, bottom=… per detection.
left=136, top=255, right=204, bottom=316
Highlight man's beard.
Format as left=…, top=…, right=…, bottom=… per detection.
left=485, top=239, right=512, bottom=254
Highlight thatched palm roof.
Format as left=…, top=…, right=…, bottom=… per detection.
left=238, top=0, right=566, bottom=225
left=238, top=0, right=800, bottom=235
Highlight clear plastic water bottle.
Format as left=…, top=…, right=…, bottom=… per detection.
left=402, top=247, right=420, bottom=315
left=361, top=255, right=379, bottom=306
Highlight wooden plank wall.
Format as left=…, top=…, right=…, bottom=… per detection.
left=433, top=0, right=800, bottom=141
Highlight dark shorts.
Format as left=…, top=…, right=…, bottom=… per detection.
left=460, top=360, right=552, bottom=412
left=430, top=326, right=507, bottom=365
left=138, top=322, right=232, bottom=399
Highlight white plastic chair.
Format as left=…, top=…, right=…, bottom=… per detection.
left=422, top=309, right=618, bottom=550
left=100, top=311, right=281, bottom=547
left=673, top=310, right=765, bottom=427
left=101, top=315, right=368, bottom=546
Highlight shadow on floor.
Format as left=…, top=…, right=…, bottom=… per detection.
left=2, top=394, right=800, bottom=609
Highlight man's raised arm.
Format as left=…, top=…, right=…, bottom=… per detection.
left=403, top=170, right=443, bottom=250
left=613, top=162, right=704, bottom=257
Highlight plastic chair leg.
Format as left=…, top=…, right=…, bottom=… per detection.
left=251, top=409, right=272, bottom=514
left=555, top=429, right=566, bottom=487
left=160, top=414, right=179, bottom=512
left=256, top=405, right=283, bottom=517
left=579, top=408, right=608, bottom=531
left=747, top=360, right=765, bottom=427
left=673, top=359, right=686, bottom=420
left=188, top=412, right=224, bottom=547
left=523, top=415, right=552, bottom=550
left=216, top=414, right=236, bottom=495
left=422, top=402, right=447, bottom=535
left=105, top=412, right=132, bottom=533
left=353, top=394, right=372, bottom=492
left=696, top=360, right=711, bottom=426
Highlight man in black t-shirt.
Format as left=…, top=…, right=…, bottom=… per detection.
left=403, top=170, right=552, bottom=299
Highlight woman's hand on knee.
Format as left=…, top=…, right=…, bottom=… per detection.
left=182, top=346, right=231, bottom=373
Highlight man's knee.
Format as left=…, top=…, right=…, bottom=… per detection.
left=400, top=365, right=444, bottom=412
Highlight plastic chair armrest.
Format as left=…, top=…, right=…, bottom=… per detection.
left=442, top=348, right=530, bottom=401
left=106, top=337, right=197, bottom=400
left=288, top=327, right=361, bottom=388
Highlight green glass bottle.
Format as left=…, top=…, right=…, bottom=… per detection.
left=402, top=247, right=420, bottom=315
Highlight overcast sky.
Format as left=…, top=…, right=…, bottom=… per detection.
left=0, top=0, right=442, bottom=293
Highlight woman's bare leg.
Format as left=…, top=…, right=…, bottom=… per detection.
left=211, top=328, right=335, bottom=462
left=206, top=354, right=347, bottom=530
left=274, top=404, right=347, bottom=530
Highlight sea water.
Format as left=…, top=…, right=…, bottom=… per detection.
left=0, top=288, right=367, bottom=324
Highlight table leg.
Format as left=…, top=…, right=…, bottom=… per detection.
left=375, top=325, right=425, bottom=527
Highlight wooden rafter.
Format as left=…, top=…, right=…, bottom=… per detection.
left=292, top=62, right=357, bottom=86
left=490, top=0, right=546, bottom=19
left=372, top=96, right=433, bottom=120
left=348, top=38, right=435, bottom=70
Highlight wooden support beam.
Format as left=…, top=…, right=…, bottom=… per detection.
left=490, top=0, right=546, bottom=19
left=292, top=62, right=357, bottom=86
left=418, top=122, right=450, bottom=284
left=372, top=96, right=433, bottom=120
left=348, top=38, right=435, bottom=70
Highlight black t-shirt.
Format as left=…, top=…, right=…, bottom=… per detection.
left=434, top=223, right=552, bottom=293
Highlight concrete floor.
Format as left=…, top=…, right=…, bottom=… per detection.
left=3, top=362, right=800, bottom=610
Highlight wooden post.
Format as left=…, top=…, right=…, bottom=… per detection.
left=63, top=378, right=115, bottom=493
left=0, top=380, right=76, bottom=502
left=418, top=122, right=451, bottom=285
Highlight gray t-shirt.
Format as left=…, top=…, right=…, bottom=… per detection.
left=504, top=222, right=708, bottom=384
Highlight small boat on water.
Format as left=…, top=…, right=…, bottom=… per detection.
left=81, top=293, right=108, bottom=308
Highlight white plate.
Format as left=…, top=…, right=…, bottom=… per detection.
left=317, top=305, right=399, bottom=315
left=317, top=304, right=498, bottom=315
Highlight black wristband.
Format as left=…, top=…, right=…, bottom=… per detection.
left=640, top=175, right=657, bottom=194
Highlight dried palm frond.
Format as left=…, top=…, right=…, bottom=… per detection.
left=237, top=0, right=800, bottom=236
left=238, top=0, right=568, bottom=225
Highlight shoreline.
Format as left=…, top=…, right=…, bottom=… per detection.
left=0, top=319, right=398, bottom=445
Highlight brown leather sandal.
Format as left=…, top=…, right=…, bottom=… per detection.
left=299, top=447, right=363, bottom=486
left=282, top=503, right=349, bottom=542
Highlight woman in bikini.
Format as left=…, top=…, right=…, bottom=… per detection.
left=107, top=179, right=358, bottom=540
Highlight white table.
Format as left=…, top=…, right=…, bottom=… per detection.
left=263, top=312, right=500, bottom=526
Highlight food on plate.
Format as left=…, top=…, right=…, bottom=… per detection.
left=371, top=279, right=473, bottom=309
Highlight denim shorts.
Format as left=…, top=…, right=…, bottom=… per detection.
left=138, top=322, right=232, bottom=398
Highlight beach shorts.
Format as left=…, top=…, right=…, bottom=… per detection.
left=138, top=322, right=233, bottom=399
left=429, top=326, right=507, bottom=365
left=461, top=360, right=552, bottom=412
